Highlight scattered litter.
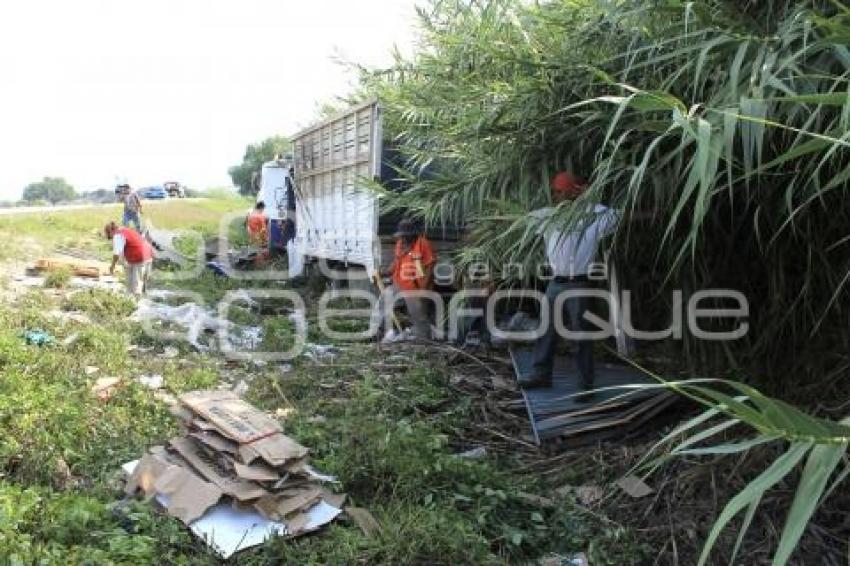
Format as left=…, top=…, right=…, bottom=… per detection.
left=154, top=391, right=179, bottom=406
left=131, top=299, right=235, bottom=351
left=46, top=310, right=93, bottom=325
left=516, top=492, right=555, bottom=508
left=346, top=507, right=381, bottom=538
left=455, top=446, right=487, bottom=460
left=162, top=346, right=180, bottom=359
left=275, top=407, right=296, bottom=420
left=85, top=366, right=99, bottom=375
left=557, top=485, right=604, bottom=506
left=306, top=415, right=326, bottom=424
left=138, top=374, right=165, bottom=389
left=23, top=329, right=53, bottom=347
left=61, top=332, right=79, bottom=347
left=381, top=327, right=413, bottom=343
left=540, top=553, right=589, bottom=566
left=303, top=343, right=339, bottom=362
left=92, top=377, right=123, bottom=401
left=205, top=261, right=229, bottom=278
left=615, top=475, right=653, bottom=498
left=33, top=256, right=116, bottom=278
left=123, top=390, right=344, bottom=558
left=278, top=363, right=293, bottom=374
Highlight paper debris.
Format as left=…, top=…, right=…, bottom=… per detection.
left=123, top=460, right=342, bottom=558
left=92, top=377, right=122, bottom=401
left=123, top=389, right=344, bottom=557
left=138, top=374, right=164, bottom=389
left=616, top=475, right=653, bottom=498
left=84, top=366, right=99, bottom=375
left=346, top=507, right=382, bottom=538
left=455, top=446, right=487, bottom=460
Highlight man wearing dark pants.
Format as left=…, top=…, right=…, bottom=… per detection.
left=522, top=171, right=620, bottom=402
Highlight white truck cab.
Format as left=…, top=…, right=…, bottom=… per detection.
left=256, top=158, right=295, bottom=221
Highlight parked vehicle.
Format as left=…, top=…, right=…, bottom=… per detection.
left=163, top=181, right=185, bottom=198
left=139, top=185, right=168, bottom=199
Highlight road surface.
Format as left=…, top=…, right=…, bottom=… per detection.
left=0, top=199, right=204, bottom=216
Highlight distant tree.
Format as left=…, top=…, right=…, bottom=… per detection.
left=22, top=177, right=77, bottom=204
left=228, top=136, right=291, bottom=195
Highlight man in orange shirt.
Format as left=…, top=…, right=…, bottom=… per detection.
left=246, top=201, right=269, bottom=247
left=387, top=218, right=436, bottom=339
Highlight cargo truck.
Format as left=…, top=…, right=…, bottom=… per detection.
left=289, top=99, right=458, bottom=280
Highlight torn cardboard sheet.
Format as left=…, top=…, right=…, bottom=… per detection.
left=238, top=433, right=308, bottom=467
left=124, top=390, right=344, bottom=557
left=179, top=390, right=282, bottom=443
left=170, top=437, right=269, bottom=502
left=125, top=449, right=221, bottom=525
left=123, top=460, right=342, bottom=559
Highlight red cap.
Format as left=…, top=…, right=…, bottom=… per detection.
left=550, top=171, right=586, bottom=198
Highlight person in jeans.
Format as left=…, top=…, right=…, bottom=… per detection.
left=119, top=185, right=143, bottom=231
left=522, top=171, right=621, bottom=401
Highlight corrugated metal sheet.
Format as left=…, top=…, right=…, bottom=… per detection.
left=509, top=347, right=676, bottom=444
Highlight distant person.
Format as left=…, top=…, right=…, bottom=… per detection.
left=104, top=221, right=154, bottom=299
left=119, top=185, right=143, bottom=231
left=386, top=218, right=436, bottom=339
left=246, top=201, right=269, bottom=247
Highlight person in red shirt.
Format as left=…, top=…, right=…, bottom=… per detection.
left=246, top=201, right=269, bottom=247
left=387, top=218, right=436, bottom=339
left=105, top=221, right=154, bottom=298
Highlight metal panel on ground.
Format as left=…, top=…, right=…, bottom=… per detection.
left=509, top=347, right=676, bottom=444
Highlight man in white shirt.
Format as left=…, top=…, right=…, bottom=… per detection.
left=521, top=171, right=620, bottom=401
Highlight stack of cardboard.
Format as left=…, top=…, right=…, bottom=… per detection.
left=126, top=390, right=344, bottom=536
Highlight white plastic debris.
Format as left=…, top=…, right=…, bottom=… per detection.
left=131, top=299, right=234, bottom=351
left=455, top=446, right=487, bottom=460
left=138, top=374, right=164, bottom=389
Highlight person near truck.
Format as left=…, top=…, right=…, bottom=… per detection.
left=119, top=184, right=143, bottom=231
left=522, top=171, right=621, bottom=402
left=246, top=201, right=269, bottom=247
left=386, top=218, right=436, bottom=339
left=104, top=221, right=154, bottom=298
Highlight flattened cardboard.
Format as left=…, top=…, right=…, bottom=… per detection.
left=180, top=390, right=282, bottom=443
left=231, top=460, right=281, bottom=482
left=190, top=431, right=239, bottom=456
left=170, top=437, right=269, bottom=502
left=124, top=459, right=343, bottom=558
left=254, top=487, right=322, bottom=521
left=154, top=465, right=222, bottom=525
left=238, top=433, right=308, bottom=467
left=125, top=449, right=171, bottom=496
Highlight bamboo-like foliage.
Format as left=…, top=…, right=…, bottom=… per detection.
left=624, top=369, right=850, bottom=565
left=365, top=0, right=850, bottom=378
left=354, top=0, right=850, bottom=561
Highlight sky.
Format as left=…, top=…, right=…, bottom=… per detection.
left=0, top=0, right=419, bottom=199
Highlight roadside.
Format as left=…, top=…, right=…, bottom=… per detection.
left=0, top=198, right=208, bottom=217
left=0, top=201, right=843, bottom=564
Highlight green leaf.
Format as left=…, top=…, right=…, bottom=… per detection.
left=698, top=442, right=812, bottom=566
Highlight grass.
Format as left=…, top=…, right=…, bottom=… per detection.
left=0, top=197, right=251, bottom=261
left=0, top=284, right=649, bottom=564
left=0, top=197, right=650, bottom=564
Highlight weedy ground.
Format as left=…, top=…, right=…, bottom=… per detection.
left=0, top=200, right=654, bottom=565
left=5, top=200, right=842, bottom=565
